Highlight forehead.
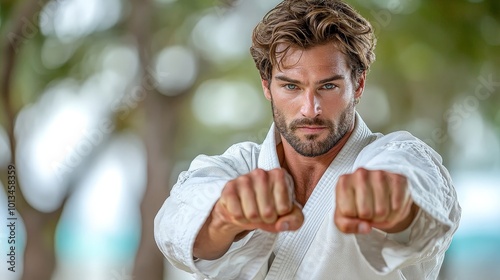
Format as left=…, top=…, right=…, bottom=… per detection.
left=274, top=42, right=350, bottom=78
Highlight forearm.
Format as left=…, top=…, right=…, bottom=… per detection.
left=193, top=212, right=245, bottom=260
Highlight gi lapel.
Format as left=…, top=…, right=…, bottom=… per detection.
left=266, top=113, right=375, bottom=279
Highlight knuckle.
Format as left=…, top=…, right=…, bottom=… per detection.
left=274, top=168, right=285, bottom=176
left=355, top=173, right=368, bottom=184
left=252, top=168, right=265, bottom=175
left=232, top=211, right=245, bottom=221
left=392, top=201, right=402, bottom=211
left=272, top=168, right=286, bottom=180
left=391, top=200, right=404, bottom=213
left=262, top=207, right=276, bottom=219
left=246, top=210, right=260, bottom=221
left=237, top=175, right=252, bottom=186
left=277, top=203, right=292, bottom=215
left=224, top=180, right=236, bottom=189
left=355, top=167, right=368, bottom=178
left=342, top=208, right=357, bottom=217
left=252, top=168, right=267, bottom=179
left=375, top=207, right=389, bottom=218
left=338, top=174, right=349, bottom=183
left=222, top=183, right=237, bottom=196
left=358, top=209, right=372, bottom=219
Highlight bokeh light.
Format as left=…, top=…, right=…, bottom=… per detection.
left=1, top=0, right=499, bottom=279
left=154, top=46, right=198, bottom=95
left=40, top=0, right=122, bottom=42
left=192, top=79, right=265, bottom=129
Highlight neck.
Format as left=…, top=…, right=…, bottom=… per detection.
left=277, top=125, right=355, bottom=206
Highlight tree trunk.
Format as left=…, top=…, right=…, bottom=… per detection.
left=21, top=204, right=65, bottom=280
left=133, top=93, right=180, bottom=280
left=0, top=0, right=60, bottom=279
left=129, top=0, right=176, bottom=278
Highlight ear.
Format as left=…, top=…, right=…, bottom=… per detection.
left=261, top=79, right=272, bottom=101
left=354, top=71, right=366, bottom=99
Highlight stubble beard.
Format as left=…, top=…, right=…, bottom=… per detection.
left=272, top=99, right=355, bottom=157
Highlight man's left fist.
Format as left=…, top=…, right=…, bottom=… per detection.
left=334, top=167, right=418, bottom=234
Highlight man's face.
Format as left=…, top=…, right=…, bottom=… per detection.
left=262, top=42, right=364, bottom=157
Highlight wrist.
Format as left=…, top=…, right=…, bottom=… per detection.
left=193, top=204, right=246, bottom=260
left=211, top=202, right=247, bottom=237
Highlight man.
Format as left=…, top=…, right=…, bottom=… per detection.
left=154, top=0, right=461, bottom=279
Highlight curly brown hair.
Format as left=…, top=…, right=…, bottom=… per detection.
left=250, top=0, right=376, bottom=84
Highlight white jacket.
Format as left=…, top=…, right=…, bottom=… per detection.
left=154, top=113, right=461, bottom=279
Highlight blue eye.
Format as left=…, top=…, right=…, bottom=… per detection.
left=285, top=84, right=298, bottom=90
left=323, top=83, right=336, bottom=89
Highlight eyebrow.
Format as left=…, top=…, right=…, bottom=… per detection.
left=274, top=74, right=345, bottom=85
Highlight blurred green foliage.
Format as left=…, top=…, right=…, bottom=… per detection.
left=1, top=0, right=499, bottom=169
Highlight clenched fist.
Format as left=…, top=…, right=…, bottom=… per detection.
left=194, top=168, right=304, bottom=260
left=214, top=168, right=304, bottom=234
left=334, top=168, right=418, bottom=234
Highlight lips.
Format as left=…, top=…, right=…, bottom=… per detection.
left=296, top=126, right=327, bottom=133
left=291, top=118, right=326, bottom=127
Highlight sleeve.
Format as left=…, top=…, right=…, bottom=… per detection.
left=153, top=143, right=276, bottom=280
left=351, top=131, right=462, bottom=274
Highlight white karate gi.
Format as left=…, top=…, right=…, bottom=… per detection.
left=154, top=113, right=461, bottom=280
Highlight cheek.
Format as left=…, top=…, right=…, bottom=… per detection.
left=322, top=94, right=350, bottom=110
left=270, top=90, right=298, bottom=110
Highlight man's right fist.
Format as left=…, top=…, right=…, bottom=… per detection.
left=213, top=168, right=304, bottom=234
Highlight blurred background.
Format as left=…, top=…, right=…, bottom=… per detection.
left=0, top=0, right=498, bottom=279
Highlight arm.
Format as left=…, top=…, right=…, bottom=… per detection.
left=338, top=132, right=461, bottom=273
left=154, top=143, right=303, bottom=279
left=154, top=143, right=257, bottom=276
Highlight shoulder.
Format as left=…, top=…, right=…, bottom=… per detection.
left=225, top=141, right=262, bottom=157
left=370, top=130, right=425, bottom=147
left=357, top=130, right=443, bottom=165
left=188, top=123, right=276, bottom=173
left=368, top=131, right=434, bottom=152
left=189, top=141, right=262, bottom=172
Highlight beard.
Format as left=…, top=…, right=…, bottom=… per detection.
left=272, top=99, right=355, bottom=157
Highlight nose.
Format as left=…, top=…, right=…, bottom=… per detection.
left=300, top=90, right=321, bottom=118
